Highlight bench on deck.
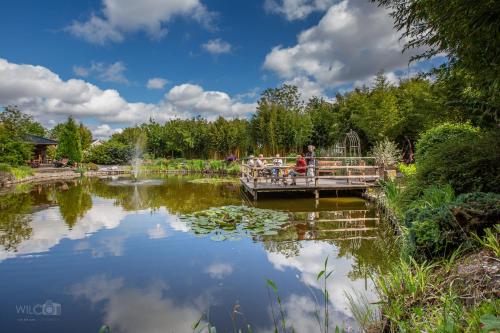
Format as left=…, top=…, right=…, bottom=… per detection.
left=317, top=160, right=343, bottom=175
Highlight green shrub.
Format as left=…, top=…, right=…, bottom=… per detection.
left=80, top=162, right=99, bottom=171
left=397, top=162, right=416, bottom=177
left=415, top=123, right=479, bottom=161
left=403, top=191, right=500, bottom=261
left=408, top=184, right=455, bottom=210
left=226, top=162, right=241, bottom=175
left=404, top=205, right=459, bottom=260
left=0, top=163, right=12, bottom=173
left=85, top=141, right=133, bottom=165
left=10, top=166, right=34, bottom=180
left=451, top=192, right=500, bottom=231
left=209, top=160, right=223, bottom=172
left=415, top=131, right=500, bottom=194
left=371, top=138, right=400, bottom=167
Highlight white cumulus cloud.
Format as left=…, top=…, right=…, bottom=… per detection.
left=92, top=124, right=123, bottom=139
left=0, top=58, right=255, bottom=134
left=263, top=0, right=425, bottom=92
left=165, top=83, right=256, bottom=118
left=202, top=38, right=232, bottom=55
left=66, top=0, right=216, bottom=44
left=264, top=0, right=336, bottom=20
left=147, top=77, right=169, bottom=90
left=73, top=61, right=129, bottom=84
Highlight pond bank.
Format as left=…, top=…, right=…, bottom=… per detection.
left=0, top=166, right=241, bottom=187
left=362, top=184, right=500, bottom=332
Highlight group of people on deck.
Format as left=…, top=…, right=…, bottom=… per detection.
left=247, top=145, right=316, bottom=185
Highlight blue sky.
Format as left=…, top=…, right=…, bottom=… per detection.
left=0, top=0, right=444, bottom=138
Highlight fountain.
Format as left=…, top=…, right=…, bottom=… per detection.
left=108, top=135, right=163, bottom=186
left=131, top=136, right=145, bottom=181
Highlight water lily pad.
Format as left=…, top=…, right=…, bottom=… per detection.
left=180, top=205, right=289, bottom=241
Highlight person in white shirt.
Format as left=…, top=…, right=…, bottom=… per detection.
left=247, top=155, right=255, bottom=167
left=271, top=154, right=283, bottom=182
left=256, top=154, right=265, bottom=168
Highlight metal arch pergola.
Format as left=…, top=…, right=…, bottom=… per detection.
left=343, top=129, right=361, bottom=158
left=329, top=129, right=361, bottom=158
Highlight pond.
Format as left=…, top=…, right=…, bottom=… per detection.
left=0, top=175, right=396, bottom=332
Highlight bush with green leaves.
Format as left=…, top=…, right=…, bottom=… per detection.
left=415, top=123, right=479, bottom=161
left=415, top=130, right=500, bottom=194
left=403, top=192, right=500, bottom=261
left=85, top=141, right=133, bottom=165
left=371, top=138, right=400, bottom=167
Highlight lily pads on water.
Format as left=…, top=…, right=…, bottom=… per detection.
left=188, top=178, right=239, bottom=184
left=180, top=205, right=289, bottom=241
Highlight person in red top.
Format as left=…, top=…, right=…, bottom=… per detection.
left=289, top=155, right=307, bottom=185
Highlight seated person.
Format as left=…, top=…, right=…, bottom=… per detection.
left=271, top=154, right=283, bottom=181
left=256, top=154, right=265, bottom=168
left=247, top=155, right=255, bottom=168
left=288, top=155, right=307, bottom=185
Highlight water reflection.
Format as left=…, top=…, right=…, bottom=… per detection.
left=0, top=175, right=396, bottom=331
left=69, top=275, right=207, bottom=333
left=0, top=190, right=33, bottom=251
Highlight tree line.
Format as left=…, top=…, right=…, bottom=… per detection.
left=0, top=71, right=494, bottom=166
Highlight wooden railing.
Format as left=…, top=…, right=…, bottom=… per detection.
left=241, top=157, right=383, bottom=188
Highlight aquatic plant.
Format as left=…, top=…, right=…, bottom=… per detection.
left=188, top=178, right=239, bottom=184
left=180, top=205, right=290, bottom=241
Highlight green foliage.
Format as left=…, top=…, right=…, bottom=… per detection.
left=56, top=117, right=83, bottom=163
left=0, top=106, right=38, bottom=165
left=85, top=141, right=133, bottom=165
left=46, top=145, right=57, bottom=161
left=10, top=166, right=34, bottom=180
left=371, top=138, right=400, bottom=167
left=415, top=130, right=500, bottom=194
left=80, top=162, right=99, bottom=171
left=408, top=184, right=455, bottom=210
left=79, top=123, right=93, bottom=150
left=0, top=163, right=11, bottom=173
left=251, top=84, right=313, bottom=155
left=376, top=257, right=500, bottom=332
left=415, top=122, right=479, bottom=161
left=397, top=163, right=416, bottom=177
left=374, top=0, right=500, bottom=120
left=473, top=226, right=500, bottom=257
left=404, top=205, right=458, bottom=260
left=0, top=105, right=45, bottom=137
left=403, top=192, right=500, bottom=261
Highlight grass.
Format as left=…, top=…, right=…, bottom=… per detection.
left=0, top=163, right=34, bottom=180
left=138, top=158, right=241, bottom=175
left=473, top=225, right=500, bottom=257
left=10, top=166, right=34, bottom=180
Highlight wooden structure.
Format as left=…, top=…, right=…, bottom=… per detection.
left=240, top=156, right=383, bottom=200
left=25, top=134, right=58, bottom=164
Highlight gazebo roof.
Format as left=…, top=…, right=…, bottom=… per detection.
left=25, top=134, right=58, bottom=145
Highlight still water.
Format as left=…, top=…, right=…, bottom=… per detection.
left=0, top=175, right=396, bottom=332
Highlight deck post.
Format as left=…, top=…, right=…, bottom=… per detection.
left=314, top=190, right=319, bottom=199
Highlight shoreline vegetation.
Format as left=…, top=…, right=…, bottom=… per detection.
left=0, top=159, right=242, bottom=187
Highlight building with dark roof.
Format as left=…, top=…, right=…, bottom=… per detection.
left=25, top=134, right=58, bottom=164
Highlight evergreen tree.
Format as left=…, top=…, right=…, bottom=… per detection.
left=56, top=117, right=82, bottom=163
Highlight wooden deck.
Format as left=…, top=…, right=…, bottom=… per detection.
left=240, top=157, right=383, bottom=200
